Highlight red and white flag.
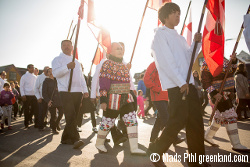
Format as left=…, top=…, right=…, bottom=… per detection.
left=87, top=0, right=111, bottom=64
left=147, top=0, right=171, bottom=10
left=78, top=0, right=85, bottom=20
left=202, top=0, right=225, bottom=77
left=148, top=0, right=171, bottom=26
left=181, top=7, right=192, bottom=46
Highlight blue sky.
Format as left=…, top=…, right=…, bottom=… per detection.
left=0, top=0, right=249, bottom=78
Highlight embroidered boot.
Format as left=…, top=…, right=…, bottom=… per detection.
left=225, top=123, right=250, bottom=152
left=95, top=129, right=109, bottom=153
left=127, top=126, right=146, bottom=155
left=204, top=120, right=221, bottom=147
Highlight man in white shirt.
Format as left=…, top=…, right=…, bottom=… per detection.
left=52, top=39, right=89, bottom=149
left=20, top=64, right=38, bottom=129
left=147, top=3, right=206, bottom=167
left=0, top=71, right=7, bottom=92
left=34, top=66, right=49, bottom=131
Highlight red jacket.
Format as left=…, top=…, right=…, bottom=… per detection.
left=144, top=62, right=168, bottom=101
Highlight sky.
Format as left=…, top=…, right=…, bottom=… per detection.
left=0, top=0, right=249, bottom=79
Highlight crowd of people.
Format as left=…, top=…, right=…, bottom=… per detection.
left=0, top=2, right=250, bottom=167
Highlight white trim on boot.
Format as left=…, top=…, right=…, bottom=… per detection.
left=95, top=130, right=109, bottom=153
left=127, top=126, right=146, bottom=156
left=204, top=120, right=221, bottom=147
left=225, top=123, right=249, bottom=152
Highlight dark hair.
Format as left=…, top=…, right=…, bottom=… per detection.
left=237, top=63, right=245, bottom=72
left=61, top=40, right=72, bottom=46
left=3, top=82, right=10, bottom=88
left=158, top=2, right=180, bottom=24
left=47, top=68, right=52, bottom=73
left=27, top=64, right=34, bottom=69
left=140, top=73, right=144, bottom=79
left=138, top=90, right=143, bottom=95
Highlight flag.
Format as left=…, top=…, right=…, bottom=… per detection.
left=202, top=0, right=225, bottom=77
left=243, top=14, right=250, bottom=53
left=181, top=7, right=192, bottom=46
left=87, top=0, right=111, bottom=64
left=148, top=0, right=171, bottom=11
left=148, top=0, right=171, bottom=26
left=93, top=45, right=107, bottom=65
left=78, top=0, right=85, bottom=20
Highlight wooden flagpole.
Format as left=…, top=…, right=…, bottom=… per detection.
left=67, top=20, right=74, bottom=39
left=129, top=0, right=150, bottom=65
left=180, top=0, right=192, bottom=35
left=68, top=1, right=84, bottom=92
left=209, top=4, right=250, bottom=125
left=182, top=0, right=208, bottom=100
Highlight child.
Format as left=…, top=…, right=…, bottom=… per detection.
left=1, top=83, right=14, bottom=130
left=137, top=90, right=145, bottom=118
left=10, top=81, right=19, bottom=119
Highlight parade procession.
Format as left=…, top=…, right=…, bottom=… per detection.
left=1, top=0, right=250, bottom=167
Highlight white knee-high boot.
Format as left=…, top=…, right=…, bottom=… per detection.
left=127, top=126, right=146, bottom=155
left=95, top=130, right=109, bottom=153
left=225, top=123, right=249, bottom=152
left=204, top=120, right=221, bottom=147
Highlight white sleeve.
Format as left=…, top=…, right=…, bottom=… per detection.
left=34, top=76, right=41, bottom=99
left=20, top=76, right=25, bottom=96
left=152, top=30, right=186, bottom=88
left=187, top=40, right=202, bottom=62
left=90, top=68, right=99, bottom=98
left=0, top=79, right=4, bottom=92
left=52, top=57, right=70, bottom=79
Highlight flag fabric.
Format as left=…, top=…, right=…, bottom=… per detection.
left=181, top=7, right=192, bottom=46
left=202, top=0, right=225, bottom=77
left=243, top=14, right=250, bottom=53
left=87, top=0, right=111, bottom=65
left=147, top=0, right=171, bottom=11
left=93, top=45, right=107, bottom=65
left=148, top=0, right=171, bottom=26
left=78, top=0, right=85, bottom=20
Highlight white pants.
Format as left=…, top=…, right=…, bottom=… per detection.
left=1, top=105, right=13, bottom=126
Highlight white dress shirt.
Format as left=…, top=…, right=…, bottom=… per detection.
left=151, top=26, right=201, bottom=90
left=52, top=52, right=88, bottom=93
left=34, top=73, right=47, bottom=99
left=0, top=78, right=7, bottom=92
left=20, top=71, right=37, bottom=96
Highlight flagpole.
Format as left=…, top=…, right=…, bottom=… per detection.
left=67, top=20, right=74, bottom=39
left=180, top=0, right=192, bottom=35
left=129, top=0, right=150, bottom=65
left=87, top=43, right=100, bottom=84
left=208, top=4, right=250, bottom=125
left=68, top=1, right=84, bottom=92
left=70, top=24, right=77, bottom=41
left=182, top=0, right=208, bottom=100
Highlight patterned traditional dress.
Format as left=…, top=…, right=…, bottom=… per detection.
left=201, top=59, right=238, bottom=125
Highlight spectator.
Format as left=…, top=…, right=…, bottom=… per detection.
left=137, top=74, right=146, bottom=97
left=52, top=39, right=88, bottom=149
left=193, top=70, right=203, bottom=110
left=20, top=64, right=38, bottom=129
left=0, top=71, right=7, bottom=92
left=34, top=68, right=39, bottom=76
left=10, top=81, right=19, bottom=119
left=35, top=66, right=49, bottom=131
left=137, top=90, right=145, bottom=119
left=1, top=83, right=14, bottom=130
left=235, top=63, right=250, bottom=119
left=42, top=68, right=63, bottom=134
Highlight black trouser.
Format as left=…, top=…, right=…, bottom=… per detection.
left=236, top=98, right=250, bottom=118
left=77, top=97, right=96, bottom=128
left=49, top=106, right=63, bottom=130
left=38, top=99, right=48, bottom=129
left=13, top=102, right=18, bottom=118
left=60, top=92, right=82, bottom=143
left=201, top=91, right=208, bottom=112
left=145, top=99, right=155, bottom=115
left=150, top=85, right=205, bottom=165
left=23, top=96, right=38, bottom=127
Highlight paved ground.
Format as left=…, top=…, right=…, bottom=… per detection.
left=0, top=106, right=250, bottom=167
